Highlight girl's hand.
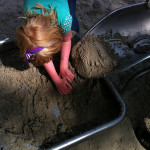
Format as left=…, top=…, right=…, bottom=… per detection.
left=55, top=77, right=72, bottom=95
left=60, top=67, right=75, bottom=83
left=44, top=60, right=72, bottom=95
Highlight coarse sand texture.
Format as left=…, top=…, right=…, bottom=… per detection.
left=71, top=34, right=119, bottom=78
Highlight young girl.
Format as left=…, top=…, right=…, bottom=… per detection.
left=16, top=0, right=79, bottom=95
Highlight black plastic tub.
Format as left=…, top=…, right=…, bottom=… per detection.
left=2, top=1, right=150, bottom=149
left=47, top=1, right=150, bottom=149
left=0, top=39, right=125, bottom=149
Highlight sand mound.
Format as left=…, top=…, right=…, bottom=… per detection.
left=0, top=47, right=120, bottom=149
left=71, top=34, right=118, bottom=78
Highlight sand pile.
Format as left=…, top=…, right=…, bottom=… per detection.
left=0, top=0, right=147, bottom=149
left=0, top=44, right=120, bottom=148
left=71, top=34, right=118, bottom=78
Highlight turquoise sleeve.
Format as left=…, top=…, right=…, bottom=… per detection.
left=23, top=0, right=72, bottom=34
left=61, top=13, right=72, bottom=34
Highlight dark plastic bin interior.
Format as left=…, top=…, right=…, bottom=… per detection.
left=49, top=1, right=150, bottom=149
left=1, top=1, right=150, bottom=149
left=86, top=1, right=150, bottom=72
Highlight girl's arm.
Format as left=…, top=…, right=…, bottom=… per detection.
left=44, top=60, right=72, bottom=95
left=60, top=30, right=74, bottom=82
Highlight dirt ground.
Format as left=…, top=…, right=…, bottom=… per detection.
left=0, top=0, right=149, bottom=150
left=0, top=44, right=121, bottom=149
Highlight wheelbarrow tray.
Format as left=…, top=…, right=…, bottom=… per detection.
left=47, top=1, right=150, bottom=149
left=1, top=1, right=150, bottom=149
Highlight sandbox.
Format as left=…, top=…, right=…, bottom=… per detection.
left=1, top=1, right=150, bottom=150
left=0, top=36, right=124, bottom=149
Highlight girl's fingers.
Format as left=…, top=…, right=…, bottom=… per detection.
left=65, top=82, right=72, bottom=89
left=56, top=77, right=72, bottom=95
left=57, top=87, right=72, bottom=95
left=59, top=89, right=71, bottom=95
left=70, top=75, right=74, bottom=80
left=58, top=89, right=68, bottom=95
left=58, top=90, right=63, bottom=95
left=68, top=73, right=74, bottom=80
left=66, top=76, right=72, bottom=83
left=63, top=78, right=72, bottom=89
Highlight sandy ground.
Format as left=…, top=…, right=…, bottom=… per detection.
left=0, top=0, right=149, bottom=150
left=65, top=118, right=145, bottom=150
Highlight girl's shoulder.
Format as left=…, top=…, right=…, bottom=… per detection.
left=53, top=0, right=72, bottom=34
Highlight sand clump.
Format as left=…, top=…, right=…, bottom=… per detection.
left=0, top=46, right=120, bottom=149
left=71, top=34, right=119, bottom=78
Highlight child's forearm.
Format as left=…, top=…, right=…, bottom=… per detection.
left=60, top=40, right=71, bottom=68
left=44, top=60, right=72, bottom=95
left=44, top=60, right=60, bottom=83
left=60, top=30, right=72, bottom=69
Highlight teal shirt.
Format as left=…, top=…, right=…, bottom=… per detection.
left=23, top=0, right=72, bottom=34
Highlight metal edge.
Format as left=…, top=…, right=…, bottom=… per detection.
left=0, top=37, right=15, bottom=45
left=85, top=1, right=147, bottom=35
left=46, top=78, right=126, bottom=150
left=47, top=52, right=150, bottom=150
left=121, top=67, right=150, bottom=93
left=0, top=37, right=16, bottom=52
left=119, top=54, right=150, bottom=72
left=46, top=2, right=150, bottom=149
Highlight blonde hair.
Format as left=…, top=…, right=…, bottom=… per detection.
left=16, top=4, right=63, bottom=66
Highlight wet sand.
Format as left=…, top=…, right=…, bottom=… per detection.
left=0, top=0, right=148, bottom=150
